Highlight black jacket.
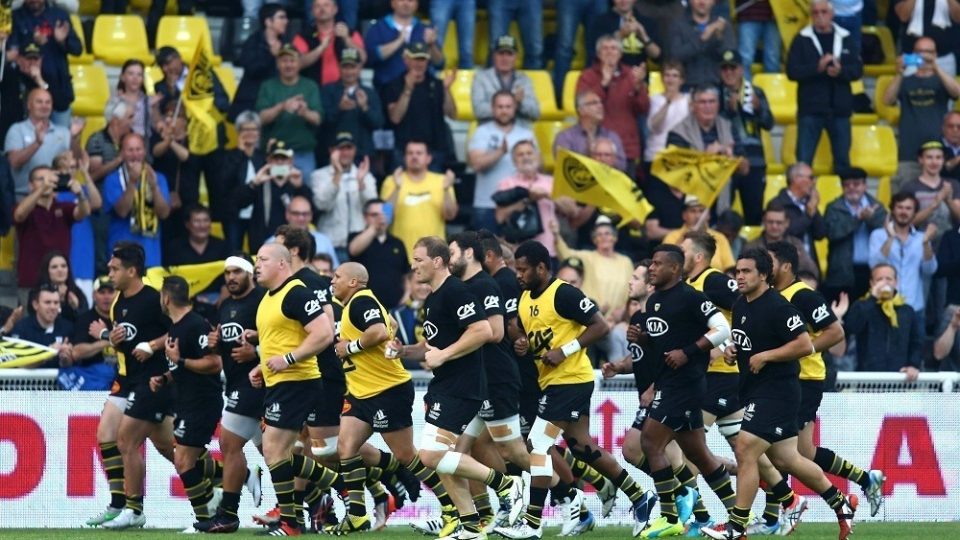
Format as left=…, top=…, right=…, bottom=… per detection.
left=228, top=31, right=278, bottom=122
left=844, top=298, right=921, bottom=372
left=320, top=82, right=385, bottom=160
left=786, top=24, right=863, bottom=117
left=770, top=188, right=827, bottom=266
left=935, top=227, right=960, bottom=306
left=227, top=159, right=311, bottom=253
left=823, top=194, right=887, bottom=288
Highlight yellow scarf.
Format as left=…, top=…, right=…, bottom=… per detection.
left=122, top=166, right=159, bottom=238
left=867, top=292, right=906, bottom=328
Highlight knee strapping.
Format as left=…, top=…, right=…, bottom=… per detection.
left=435, top=451, right=463, bottom=475
left=528, top=417, right=559, bottom=478
left=463, top=416, right=485, bottom=439
left=311, top=436, right=339, bottom=458
left=718, top=417, right=741, bottom=439
left=420, top=423, right=457, bottom=452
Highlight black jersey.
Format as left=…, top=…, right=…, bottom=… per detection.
left=72, top=308, right=115, bottom=367
left=294, top=268, right=342, bottom=382
left=628, top=309, right=656, bottom=395
left=465, top=271, right=520, bottom=386
left=112, top=285, right=171, bottom=383
left=493, top=266, right=538, bottom=390
left=168, top=310, right=222, bottom=406
left=423, top=275, right=488, bottom=399
left=731, top=287, right=807, bottom=400
left=218, top=286, right=266, bottom=389
left=693, top=269, right=739, bottom=312
left=642, top=281, right=720, bottom=386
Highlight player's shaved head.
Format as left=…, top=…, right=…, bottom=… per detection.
left=339, top=262, right=369, bottom=283
left=263, top=242, right=292, bottom=264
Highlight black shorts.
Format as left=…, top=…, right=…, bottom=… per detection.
left=263, top=379, right=322, bottom=430
left=741, top=396, right=799, bottom=444
left=344, top=380, right=414, bottom=433
left=798, top=380, right=825, bottom=427
left=125, top=381, right=173, bottom=423
left=110, top=375, right=129, bottom=398
left=479, top=380, right=520, bottom=422
left=648, top=388, right=705, bottom=431
left=519, top=393, right=540, bottom=437
left=424, top=391, right=482, bottom=435
left=702, top=373, right=742, bottom=418
left=631, top=406, right=649, bottom=430
left=224, top=384, right=265, bottom=419
left=308, top=378, right=347, bottom=428
left=537, top=382, right=593, bottom=423
left=174, top=402, right=223, bottom=447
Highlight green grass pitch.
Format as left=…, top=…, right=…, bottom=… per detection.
left=2, top=524, right=959, bottom=539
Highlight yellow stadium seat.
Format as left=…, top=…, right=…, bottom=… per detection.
left=817, top=174, right=842, bottom=213
left=92, top=15, right=153, bottom=66
left=850, top=80, right=878, bottom=125
left=442, top=21, right=459, bottom=69
left=145, top=65, right=163, bottom=96
left=762, top=130, right=785, bottom=174
left=874, top=75, right=900, bottom=124
left=69, top=15, right=94, bottom=64
left=69, top=63, right=110, bottom=117
left=571, top=25, right=587, bottom=71
left=753, top=73, right=797, bottom=125
left=781, top=124, right=833, bottom=175
left=213, top=65, right=238, bottom=100
left=523, top=70, right=565, bottom=120
left=562, top=70, right=580, bottom=115
left=533, top=119, right=576, bottom=173
left=816, top=238, right=829, bottom=275
left=876, top=175, right=892, bottom=207
left=863, top=26, right=896, bottom=77
left=80, top=116, right=106, bottom=148
left=156, top=16, right=221, bottom=64
left=444, top=69, right=475, bottom=122
left=782, top=124, right=898, bottom=177
left=0, top=230, right=14, bottom=271
left=648, top=71, right=664, bottom=95
left=764, top=174, right=787, bottom=206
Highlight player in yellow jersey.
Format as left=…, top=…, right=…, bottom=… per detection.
left=498, top=240, right=654, bottom=540
left=768, top=242, right=885, bottom=523
left=248, top=243, right=339, bottom=537
left=328, top=261, right=418, bottom=534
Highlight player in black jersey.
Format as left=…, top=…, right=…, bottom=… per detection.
left=767, top=242, right=884, bottom=523
left=702, top=249, right=857, bottom=540
left=397, top=236, right=525, bottom=540
left=97, top=242, right=176, bottom=531
left=197, top=255, right=267, bottom=533
left=147, top=276, right=224, bottom=532
left=82, top=275, right=140, bottom=528
left=631, top=245, right=737, bottom=538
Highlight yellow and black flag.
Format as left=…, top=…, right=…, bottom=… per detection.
left=0, top=0, right=12, bottom=36
left=651, top=146, right=742, bottom=208
left=183, top=41, right=221, bottom=155
left=145, top=260, right=225, bottom=298
left=0, top=337, right=57, bottom=369
left=770, top=0, right=810, bottom=50
left=553, top=148, right=654, bottom=225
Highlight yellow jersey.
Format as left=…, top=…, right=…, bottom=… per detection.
left=687, top=267, right=739, bottom=374
left=379, top=171, right=456, bottom=263
left=781, top=281, right=834, bottom=381
left=340, top=289, right=411, bottom=399
left=518, top=279, right=597, bottom=389
left=256, top=277, right=324, bottom=386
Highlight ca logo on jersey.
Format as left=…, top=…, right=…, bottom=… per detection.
left=727, top=279, right=738, bottom=292
left=363, top=308, right=381, bottom=322
left=786, top=315, right=803, bottom=331
left=528, top=328, right=555, bottom=358
left=423, top=321, right=439, bottom=340
left=315, top=288, right=328, bottom=303
left=484, top=295, right=500, bottom=310
left=198, top=334, right=209, bottom=349
left=811, top=304, right=829, bottom=323
left=731, top=329, right=752, bottom=351
left=700, top=301, right=715, bottom=314
left=580, top=297, right=595, bottom=313
left=504, top=298, right=518, bottom=313
left=457, top=302, right=477, bottom=320
left=646, top=317, right=669, bottom=336
left=220, top=322, right=244, bottom=342
left=118, top=322, right=138, bottom=341
left=304, top=299, right=322, bottom=315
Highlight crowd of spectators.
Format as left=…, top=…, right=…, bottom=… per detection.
left=3, top=0, right=960, bottom=381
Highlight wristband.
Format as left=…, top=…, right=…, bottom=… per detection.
left=135, top=341, right=153, bottom=354
left=283, top=352, right=297, bottom=365
left=721, top=339, right=734, bottom=351
left=560, top=339, right=581, bottom=358
left=682, top=344, right=700, bottom=358
left=346, top=339, right=364, bottom=355
left=99, top=329, right=110, bottom=341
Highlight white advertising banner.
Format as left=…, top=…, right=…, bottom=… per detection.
left=1, top=391, right=958, bottom=528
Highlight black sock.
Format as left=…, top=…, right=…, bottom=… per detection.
left=505, top=462, right=524, bottom=476
left=461, top=512, right=481, bottom=533
left=341, top=456, right=367, bottom=518
left=199, top=449, right=224, bottom=487
left=407, top=456, right=454, bottom=508
left=378, top=451, right=399, bottom=475
left=221, top=491, right=241, bottom=518
left=651, top=467, right=680, bottom=523
left=704, top=465, right=736, bottom=513
left=821, top=486, right=845, bottom=511
left=772, top=478, right=796, bottom=508
left=473, top=492, right=493, bottom=520
left=762, top=487, right=780, bottom=526
left=291, top=454, right=338, bottom=489
left=180, top=464, right=213, bottom=520
left=294, top=490, right=306, bottom=527
left=525, top=486, right=549, bottom=528
left=674, top=464, right=709, bottom=523
left=484, top=468, right=513, bottom=494
left=550, top=480, right=574, bottom=505
left=611, top=469, right=644, bottom=503
left=814, top=447, right=869, bottom=491
left=268, top=459, right=297, bottom=527
left=729, top=506, right=750, bottom=532
left=125, top=495, right=144, bottom=515
left=99, top=442, right=126, bottom=509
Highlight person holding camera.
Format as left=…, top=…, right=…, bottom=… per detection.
left=882, top=37, right=960, bottom=193
left=13, top=165, right=91, bottom=301
left=232, top=139, right=311, bottom=252
left=786, top=0, right=863, bottom=174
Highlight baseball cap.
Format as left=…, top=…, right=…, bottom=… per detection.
left=277, top=43, right=300, bottom=58
left=340, top=47, right=361, bottom=65
left=21, top=42, right=42, bottom=58
left=918, top=140, right=945, bottom=155
left=684, top=194, right=705, bottom=208
left=494, top=35, right=518, bottom=53
left=404, top=42, right=430, bottom=59
left=94, top=275, right=115, bottom=291
left=334, top=132, right=356, bottom=148
left=268, top=139, right=294, bottom=158
left=720, top=49, right=741, bottom=67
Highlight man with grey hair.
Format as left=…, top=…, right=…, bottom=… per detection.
left=554, top=90, right=627, bottom=171
left=472, top=35, right=540, bottom=122
left=769, top=162, right=828, bottom=265
left=667, top=0, right=735, bottom=88
left=786, top=0, right=862, bottom=173
left=87, top=99, right=135, bottom=183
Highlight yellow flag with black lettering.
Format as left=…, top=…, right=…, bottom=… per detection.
left=0, top=337, right=57, bottom=369
left=553, top=148, right=654, bottom=225
left=0, top=0, right=13, bottom=35
left=145, top=260, right=225, bottom=298
left=651, top=146, right=742, bottom=208
left=770, top=0, right=809, bottom=50
left=183, top=41, right=220, bottom=156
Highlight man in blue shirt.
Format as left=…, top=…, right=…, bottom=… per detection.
left=868, top=192, right=938, bottom=333
left=103, top=133, right=172, bottom=268
left=363, top=0, right=443, bottom=89
left=10, top=285, right=74, bottom=368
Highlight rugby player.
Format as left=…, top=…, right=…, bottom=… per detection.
left=497, top=240, right=654, bottom=540
left=702, top=249, right=857, bottom=540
